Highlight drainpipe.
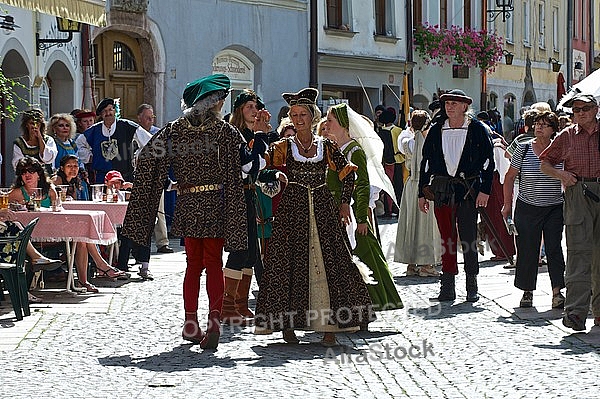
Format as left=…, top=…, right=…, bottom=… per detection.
left=480, top=2, right=488, bottom=110
left=590, top=0, right=594, bottom=74
left=406, top=0, right=413, bottom=98
left=309, top=0, right=318, bottom=89
left=566, top=0, right=573, bottom=87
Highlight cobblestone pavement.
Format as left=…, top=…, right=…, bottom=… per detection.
left=1, top=221, right=599, bottom=398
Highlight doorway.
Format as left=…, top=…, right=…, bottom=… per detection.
left=92, top=31, right=144, bottom=120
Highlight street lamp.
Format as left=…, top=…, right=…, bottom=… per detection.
left=549, top=57, right=562, bottom=72
left=503, top=50, right=514, bottom=65
left=36, top=17, right=81, bottom=56
left=487, top=0, right=514, bottom=22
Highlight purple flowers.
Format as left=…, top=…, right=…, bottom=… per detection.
left=413, top=23, right=505, bottom=73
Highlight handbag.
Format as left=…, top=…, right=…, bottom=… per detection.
left=423, top=175, right=454, bottom=206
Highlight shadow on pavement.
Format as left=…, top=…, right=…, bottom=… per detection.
left=393, top=275, right=439, bottom=286
left=495, top=314, right=554, bottom=327
left=407, top=301, right=485, bottom=320
left=533, top=335, right=597, bottom=355
left=98, top=345, right=238, bottom=371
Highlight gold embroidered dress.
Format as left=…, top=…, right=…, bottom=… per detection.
left=255, top=136, right=373, bottom=332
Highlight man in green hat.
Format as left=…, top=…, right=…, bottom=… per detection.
left=122, top=74, right=248, bottom=349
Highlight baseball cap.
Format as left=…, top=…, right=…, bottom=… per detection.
left=563, top=93, right=598, bottom=108
left=105, top=170, right=124, bottom=183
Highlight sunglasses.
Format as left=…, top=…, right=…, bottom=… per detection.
left=572, top=105, right=596, bottom=113
left=20, top=168, right=38, bottom=175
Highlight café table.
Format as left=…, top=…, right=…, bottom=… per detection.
left=61, top=200, right=128, bottom=264
left=61, top=200, right=128, bottom=227
left=12, top=209, right=117, bottom=295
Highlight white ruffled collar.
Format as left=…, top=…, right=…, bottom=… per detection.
left=290, top=135, right=324, bottom=162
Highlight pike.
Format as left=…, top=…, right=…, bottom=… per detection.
left=460, top=173, right=514, bottom=266
left=356, top=76, right=375, bottom=119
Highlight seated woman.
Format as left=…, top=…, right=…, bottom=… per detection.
left=8, top=157, right=99, bottom=293
left=0, top=209, right=61, bottom=303
left=52, top=155, right=127, bottom=281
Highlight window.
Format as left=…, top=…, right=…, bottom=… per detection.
left=523, top=1, right=530, bottom=46
left=463, top=0, right=471, bottom=29
left=538, top=2, right=545, bottom=48
left=440, top=0, right=447, bottom=28
left=113, top=41, right=136, bottom=71
left=327, top=0, right=351, bottom=30
left=375, top=0, right=394, bottom=36
left=506, top=10, right=514, bottom=43
left=552, top=7, right=558, bottom=51
left=487, top=0, right=495, bottom=32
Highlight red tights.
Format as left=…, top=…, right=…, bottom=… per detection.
left=183, top=237, right=225, bottom=314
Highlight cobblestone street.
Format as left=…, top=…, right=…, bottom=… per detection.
left=1, top=221, right=599, bottom=398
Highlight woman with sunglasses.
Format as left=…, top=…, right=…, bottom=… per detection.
left=501, top=111, right=565, bottom=308
left=49, top=113, right=81, bottom=171
left=8, top=157, right=99, bottom=293
left=12, top=109, right=57, bottom=176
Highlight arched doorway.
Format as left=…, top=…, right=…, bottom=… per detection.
left=91, top=31, right=144, bottom=120
left=212, top=49, right=257, bottom=115
left=1, top=49, right=30, bottom=186
left=46, top=60, right=74, bottom=116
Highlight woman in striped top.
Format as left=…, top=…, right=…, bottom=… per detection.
left=501, top=111, right=566, bottom=308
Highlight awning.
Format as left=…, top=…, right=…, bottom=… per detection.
left=0, top=0, right=106, bottom=26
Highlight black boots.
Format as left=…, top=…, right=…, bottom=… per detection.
left=433, top=273, right=456, bottom=302
left=466, top=274, right=479, bottom=302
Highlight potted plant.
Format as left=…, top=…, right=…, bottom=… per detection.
left=413, top=23, right=505, bottom=73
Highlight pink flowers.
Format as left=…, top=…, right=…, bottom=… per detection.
left=413, top=23, right=505, bottom=73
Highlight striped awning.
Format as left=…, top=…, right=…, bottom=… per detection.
left=0, top=0, right=106, bottom=26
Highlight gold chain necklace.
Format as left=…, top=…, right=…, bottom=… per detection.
left=295, top=136, right=314, bottom=153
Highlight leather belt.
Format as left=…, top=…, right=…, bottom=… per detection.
left=576, top=177, right=600, bottom=183
left=177, top=183, right=223, bottom=194
left=244, top=184, right=256, bottom=190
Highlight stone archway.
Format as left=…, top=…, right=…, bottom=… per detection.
left=1, top=49, right=30, bottom=185
left=46, top=60, right=74, bottom=116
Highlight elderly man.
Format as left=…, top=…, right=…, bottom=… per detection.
left=136, top=103, right=173, bottom=254
left=122, top=74, right=247, bottom=349
left=82, top=98, right=152, bottom=183
left=540, top=93, right=600, bottom=331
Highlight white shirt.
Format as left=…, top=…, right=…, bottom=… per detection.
left=12, top=137, right=58, bottom=171
left=441, top=119, right=469, bottom=177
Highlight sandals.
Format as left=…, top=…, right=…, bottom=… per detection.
left=96, top=266, right=129, bottom=280
left=77, top=281, right=99, bottom=293
left=28, top=292, right=43, bottom=303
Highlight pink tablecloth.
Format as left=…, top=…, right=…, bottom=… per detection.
left=12, top=209, right=117, bottom=245
left=61, top=201, right=128, bottom=227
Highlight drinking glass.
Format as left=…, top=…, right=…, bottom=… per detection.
left=58, top=185, right=69, bottom=202
left=0, top=188, right=10, bottom=209
left=31, top=187, right=43, bottom=210
left=91, top=184, right=104, bottom=202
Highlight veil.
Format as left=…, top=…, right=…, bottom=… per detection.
left=346, top=106, right=397, bottom=206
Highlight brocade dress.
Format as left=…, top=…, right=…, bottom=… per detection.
left=255, top=136, right=374, bottom=332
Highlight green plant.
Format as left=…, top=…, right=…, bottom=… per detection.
left=413, top=23, right=505, bottom=73
left=0, top=65, right=28, bottom=121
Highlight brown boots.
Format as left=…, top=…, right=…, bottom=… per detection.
left=221, top=268, right=254, bottom=326
left=235, top=268, right=255, bottom=319
left=182, top=312, right=205, bottom=344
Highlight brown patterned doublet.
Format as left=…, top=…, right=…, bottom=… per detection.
left=122, top=116, right=248, bottom=252
left=255, top=137, right=374, bottom=331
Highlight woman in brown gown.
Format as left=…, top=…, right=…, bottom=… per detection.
left=254, top=88, right=373, bottom=346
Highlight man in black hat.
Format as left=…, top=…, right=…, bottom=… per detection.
left=540, top=92, right=600, bottom=331
left=418, top=89, right=495, bottom=303
left=83, top=98, right=152, bottom=184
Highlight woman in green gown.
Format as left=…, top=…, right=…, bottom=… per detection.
left=324, top=103, right=403, bottom=313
